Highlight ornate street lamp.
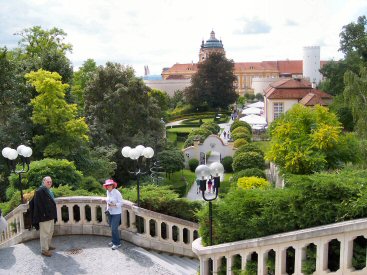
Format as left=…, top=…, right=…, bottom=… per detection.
left=195, top=161, right=224, bottom=246
left=121, top=145, right=154, bottom=207
left=2, top=145, right=33, bottom=204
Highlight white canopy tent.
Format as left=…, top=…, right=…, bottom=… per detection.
left=241, top=107, right=262, bottom=115
left=248, top=101, right=265, bottom=109
left=239, top=114, right=267, bottom=126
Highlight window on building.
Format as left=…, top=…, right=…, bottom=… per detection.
left=273, top=102, right=284, bottom=119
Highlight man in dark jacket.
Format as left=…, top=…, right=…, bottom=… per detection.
left=33, top=176, right=57, bottom=257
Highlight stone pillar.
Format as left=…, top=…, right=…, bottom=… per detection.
left=226, top=255, right=233, bottom=275
left=200, top=258, right=209, bottom=275
left=68, top=205, right=74, bottom=224
left=121, top=210, right=128, bottom=229
left=341, top=236, right=354, bottom=273
left=155, top=220, right=161, bottom=239
left=294, top=244, right=305, bottom=274
left=56, top=204, right=62, bottom=225
left=130, top=211, right=137, bottom=233
left=144, top=217, right=149, bottom=236
left=258, top=249, right=267, bottom=275
left=241, top=252, right=249, bottom=271
left=212, top=256, right=221, bottom=275
left=316, top=240, right=328, bottom=273
left=91, top=205, right=97, bottom=223
left=275, top=247, right=287, bottom=274
left=80, top=204, right=86, bottom=224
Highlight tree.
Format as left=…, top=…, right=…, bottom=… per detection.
left=343, top=67, right=367, bottom=138
left=15, top=26, right=73, bottom=84
left=148, top=88, right=170, bottom=118
left=72, top=59, right=97, bottom=115
left=267, top=104, right=358, bottom=174
left=26, top=69, right=89, bottom=158
left=84, top=62, right=164, bottom=181
left=157, top=149, right=184, bottom=178
left=184, top=52, right=238, bottom=109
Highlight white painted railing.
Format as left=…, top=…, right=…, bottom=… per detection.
left=192, top=218, right=367, bottom=275
left=0, top=196, right=199, bottom=257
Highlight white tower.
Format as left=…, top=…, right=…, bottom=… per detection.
left=303, top=46, right=321, bottom=85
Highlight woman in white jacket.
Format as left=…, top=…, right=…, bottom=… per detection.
left=103, top=179, right=123, bottom=250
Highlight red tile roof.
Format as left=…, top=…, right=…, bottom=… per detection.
left=299, top=93, right=327, bottom=106
left=264, top=78, right=333, bottom=100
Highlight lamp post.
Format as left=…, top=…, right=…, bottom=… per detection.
left=2, top=145, right=33, bottom=204
left=195, top=161, right=224, bottom=246
left=121, top=145, right=154, bottom=207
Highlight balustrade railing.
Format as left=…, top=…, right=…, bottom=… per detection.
left=192, top=218, right=367, bottom=275
left=0, top=196, right=199, bottom=257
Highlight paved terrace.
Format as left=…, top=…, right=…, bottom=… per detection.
left=0, top=235, right=199, bottom=275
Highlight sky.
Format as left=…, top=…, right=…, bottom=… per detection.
left=1, top=0, right=366, bottom=77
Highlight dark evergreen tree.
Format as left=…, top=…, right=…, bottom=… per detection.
left=184, top=52, right=238, bottom=109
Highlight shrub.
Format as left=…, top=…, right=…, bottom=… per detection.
left=123, top=184, right=203, bottom=222
left=237, top=176, right=270, bottom=190
left=232, top=152, right=265, bottom=172
left=230, top=120, right=252, bottom=133
left=52, top=185, right=98, bottom=197
left=188, top=158, right=199, bottom=172
left=9, top=158, right=83, bottom=190
left=222, top=156, right=233, bottom=172
left=234, top=144, right=265, bottom=159
left=233, top=138, right=249, bottom=148
left=200, top=121, right=220, bottom=134
left=232, top=126, right=251, bottom=136
left=232, top=131, right=251, bottom=142
left=232, top=168, right=267, bottom=182
left=80, top=176, right=105, bottom=194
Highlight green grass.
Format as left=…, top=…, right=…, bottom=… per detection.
left=161, top=169, right=196, bottom=197
left=166, top=127, right=198, bottom=133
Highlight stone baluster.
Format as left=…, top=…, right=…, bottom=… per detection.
left=91, top=205, right=97, bottom=223
left=121, top=209, right=128, bottom=229
left=241, top=251, right=249, bottom=271
left=341, top=235, right=354, bottom=274
left=156, top=220, right=161, bottom=240
left=130, top=211, right=137, bottom=233
left=19, top=212, right=25, bottom=233
left=80, top=204, right=86, bottom=224
left=226, top=254, right=233, bottom=275
left=68, top=205, right=74, bottom=224
left=212, top=255, right=221, bottom=275
left=275, top=247, right=287, bottom=274
left=143, top=216, right=149, bottom=236
left=200, top=257, right=210, bottom=275
left=315, top=239, right=328, bottom=274
left=166, top=223, right=171, bottom=241
left=56, top=204, right=63, bottom=225
left=294, top=243, right=306, bottom=275
left=258, top=249, right=266, bottom=275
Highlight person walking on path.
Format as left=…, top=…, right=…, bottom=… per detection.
left=223, top=131, right=227, bottom=139
left=104, top=179, right=123, bottom=250
left=32, top=176, right=57, bottom=257
left=207, top=178, right=213, bottom=193
left=196, top=178, right=201, bottom=194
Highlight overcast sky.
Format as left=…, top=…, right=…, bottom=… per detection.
left=1, top=0, right=366, bottom=76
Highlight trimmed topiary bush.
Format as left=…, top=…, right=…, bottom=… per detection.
left=232, top=152, right=265, bottom=172
left=237, top=176, right=270, bottom=190
left=232, top=168, right=267, bottom=182
left=233, top=138, right=249, bottom=148
left=222, top=156, right=233, bottom=172
left=232, top=131, right=251, bottom=142
left=234, top=143, right=265, bottom=159
left=232, top=126, right=251, bottom=136
left=230, top=120, right=252, bottom=133
left=188, top=158, right=199, bottom=172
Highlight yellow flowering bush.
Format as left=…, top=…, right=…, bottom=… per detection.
left=237, top=176, right=270, bottom=190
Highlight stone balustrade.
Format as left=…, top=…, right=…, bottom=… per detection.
left=192, top=218, right=367, bottom=275
left=0, top=196, right=199, bottom=257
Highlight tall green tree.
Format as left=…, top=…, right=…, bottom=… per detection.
left=267, top=104, right=358, bottom=174
left=184, top=52, right=238, bottom=109
left=26, top=69, right=89, bottom=158
left=343, top=67, right=367, bottom=138
left=84, top=62, right=164, bottom=181
left=72, top=59, right=97, bottom=115
left=157, top=149, right=184, bottom=179
left=15, top=26, right=73, bottom=84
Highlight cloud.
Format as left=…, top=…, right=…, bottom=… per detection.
left=285, top=19, right=298, bottom=27
left=234, top=17, right=271, bottom=35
